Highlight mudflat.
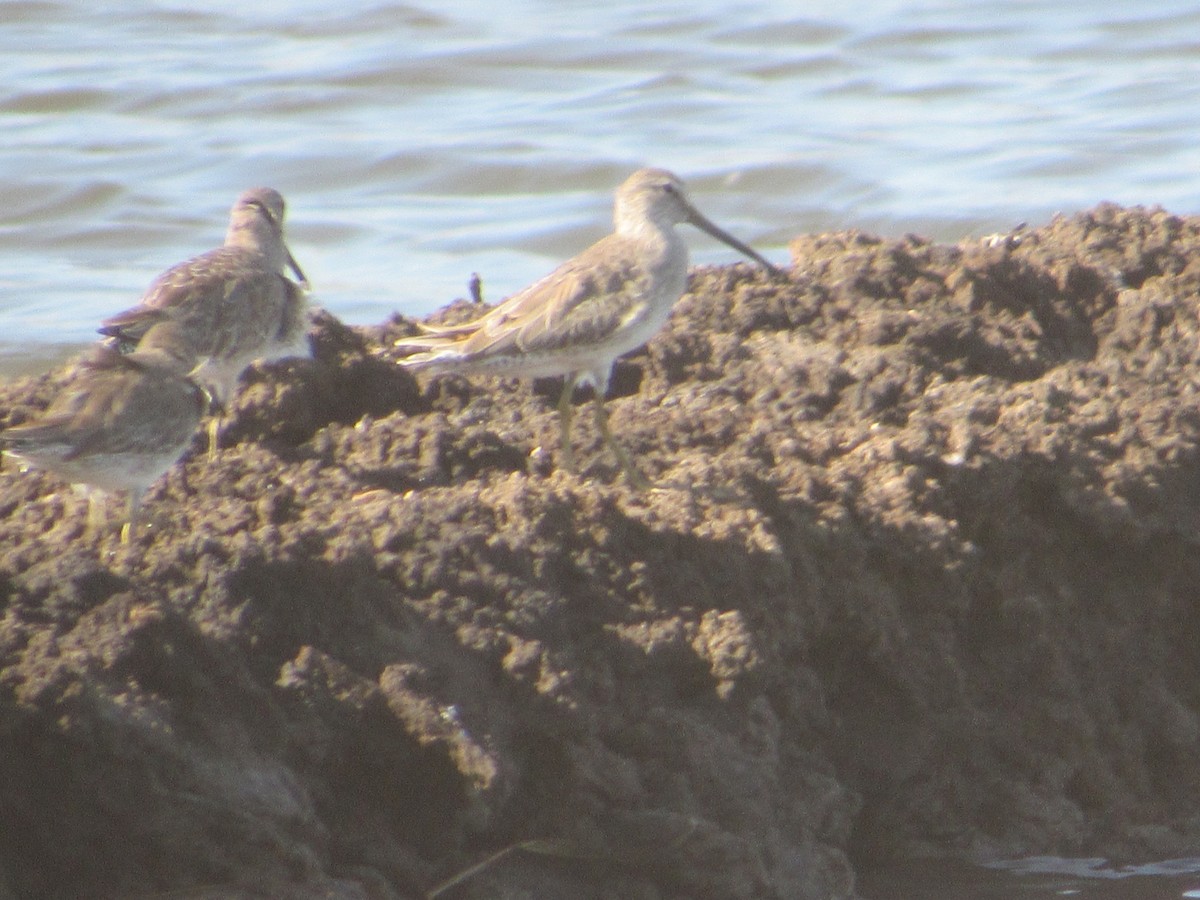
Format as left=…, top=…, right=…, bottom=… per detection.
left=2, top=203, right=1199, bottom=899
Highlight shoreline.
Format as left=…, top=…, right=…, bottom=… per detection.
left=2, top=203, right=1199, bottom=898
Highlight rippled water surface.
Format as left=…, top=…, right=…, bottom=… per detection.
left=3, top=4, right=1200, bottom=895
left=860, top=857, right=1200, bottom=900
left=3, top=0, right=1200, bottom=364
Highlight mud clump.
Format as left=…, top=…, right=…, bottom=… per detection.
left=2, top=203, right=1200, bottom=898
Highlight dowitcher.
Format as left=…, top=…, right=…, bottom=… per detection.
left=1, top=347, right=209, bottom=543
left=99, top=187, right=310, bottom=456
left=393, top=167, right=780, bottom=486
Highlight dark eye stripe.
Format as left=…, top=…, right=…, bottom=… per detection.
left=246, top=199, right=281, bottom=227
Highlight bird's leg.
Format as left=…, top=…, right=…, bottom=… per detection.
left=120, top=492, right=142, bottom=545
left=556, top=375, right=578, bottom=473
left=206, top=414, right=222, bottom=462
left=205, top=386, right=228, bottom=462
left=592, top=393, right=650, bottom=491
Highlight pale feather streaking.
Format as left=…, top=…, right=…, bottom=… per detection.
left=393, top=167, right=781, bottom=485
left=99, top=187, right=311, bottom=456
left=1, top=347, right=209, bottom=543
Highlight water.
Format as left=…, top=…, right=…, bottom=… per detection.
left=2, top=4, right=1199, bottom=894
left=3, top=0, right=1200, bottom=368
left=859, top=858, right=1200, bottom=899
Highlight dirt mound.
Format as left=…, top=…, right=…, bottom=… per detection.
left=2, top=203, right=1199, bottom=898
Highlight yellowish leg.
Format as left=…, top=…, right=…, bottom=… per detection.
left=206, top=415, right=221, bottom=462
left=556, top=375, right=578, bottom=473
left=592, top=393, right=651, bottom=490
left=120, top=492, right=142, bottom=545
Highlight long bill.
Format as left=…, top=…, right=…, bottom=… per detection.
left=285, top=245, right=310, bottom=289
left=685, top=205, right=782, bottom=276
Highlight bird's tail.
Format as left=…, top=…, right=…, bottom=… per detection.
left=97, top=305, right=170, bottom=348
left=389, top=341, right=468, bottom=372
left=392, top=319, right=484, bottom=370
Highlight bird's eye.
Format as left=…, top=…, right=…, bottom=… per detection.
left=662, top=183, right=677, bottom=194
left=247, top=200, right=279, bottom=225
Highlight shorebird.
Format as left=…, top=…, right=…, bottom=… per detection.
left=1, top=347, right=209, bottom=543
left=99, top=187, right=310, bottom=457
left=393, top=167, right=781, bottom=486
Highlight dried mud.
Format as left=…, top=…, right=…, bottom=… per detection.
left=2, top=203, right=1200, bottom=898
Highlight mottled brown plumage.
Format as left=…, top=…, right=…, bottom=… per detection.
left=100, top=187, right=311, bottom=411
left=394, top=168, right=780, bottom=484
left=1, top=347, right=209, bottom=542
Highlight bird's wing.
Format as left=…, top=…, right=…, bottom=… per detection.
left=137, top=248, right=252, bottom=310
left=202, top=272, right=287, bottom=362
left=1, top=351, right=130, bottom=457
left=97, top=305, right=171, bottom=345
left=99, top=248, right=258, bottom=342
left=438, top=236, right=650, bottom=358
